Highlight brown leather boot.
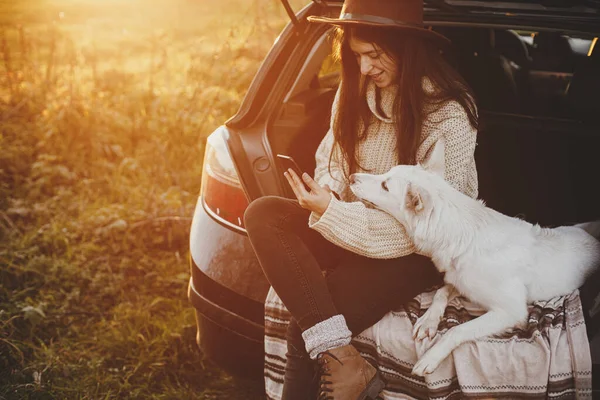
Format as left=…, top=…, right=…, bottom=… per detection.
left=316, top=344, right=385, bottom=400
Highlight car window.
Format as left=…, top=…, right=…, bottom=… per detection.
left=317, top=51, right=341, bottom=89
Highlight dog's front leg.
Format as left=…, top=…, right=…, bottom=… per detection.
left=412, top=305, right=527, bottom=377
left=412, top=284, right=457, bottom=341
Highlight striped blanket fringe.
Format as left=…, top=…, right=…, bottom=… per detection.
left=265, top=287, right=592, bottom=399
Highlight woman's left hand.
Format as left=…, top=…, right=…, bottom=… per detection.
left=284, top=169, right=332, bottom=215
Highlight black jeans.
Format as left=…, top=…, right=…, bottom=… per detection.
left=244, top=196, right=443, bottom=399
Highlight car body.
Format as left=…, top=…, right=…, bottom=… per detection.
left=188, top=0, right=600, bottom=385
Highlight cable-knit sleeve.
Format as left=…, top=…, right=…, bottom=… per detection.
left=421, top=100, right=479, bottom=198
left=309, top=196, right=417, bottom=259
left=309, top=97, right=477, bottom=260
left=313, top=88, right=346, bottom=196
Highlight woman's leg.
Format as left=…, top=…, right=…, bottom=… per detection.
left=325, top=251, right=443, bottom=336
left=245, top=195, right=443, bottom=398
left=282, top=319, right=318, bottom=399
left=245, top=195, right=347, bottom=330
left=245, top=196, right=347, bottom=400
left=312, top=255, right=442, bottom=400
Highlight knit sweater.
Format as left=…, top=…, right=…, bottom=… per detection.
left=308, top=79, right=479, bottom=259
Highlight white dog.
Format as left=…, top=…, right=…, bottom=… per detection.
left=349, top=139, right=600, bottom=377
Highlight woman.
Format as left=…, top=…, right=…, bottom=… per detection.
left=244, top=0, right=479, bottom=398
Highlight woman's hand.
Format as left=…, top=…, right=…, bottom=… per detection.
left=284, top=169, right=332, bottom=215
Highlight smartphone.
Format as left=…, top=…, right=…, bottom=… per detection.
left=276, top=154, right=341, bottom=199
left=276, top=154, right=304, bottom=177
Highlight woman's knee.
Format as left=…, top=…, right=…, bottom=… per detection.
left=244, top=195, right=297, bottom=233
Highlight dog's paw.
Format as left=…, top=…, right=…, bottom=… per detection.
left=412, top=310, right=440, bottom=341
left=513, top=318, right=529, bottom=332
left=411, top=346, right=446, bottom=377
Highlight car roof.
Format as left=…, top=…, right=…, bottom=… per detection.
left=302, top=0, right=600, bottom=35
left=426, top=0, right=599, bottom=11
left=317, top=0, right=599, bottom=11
left=427, top=3, right=599, bottom=35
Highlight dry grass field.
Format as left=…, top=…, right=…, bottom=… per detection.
left=0, top=0, right=304, bottom=398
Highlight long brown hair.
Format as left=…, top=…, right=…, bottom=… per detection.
left=330, top=25, right=478, bottom=180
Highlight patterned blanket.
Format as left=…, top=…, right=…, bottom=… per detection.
left=264, top=287, right=592, bottom=399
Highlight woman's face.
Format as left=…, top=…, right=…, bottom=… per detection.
left=349, top=36, right=397, bottom=88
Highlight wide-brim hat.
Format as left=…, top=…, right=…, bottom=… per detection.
left=307, top=0, right=450, bottom=47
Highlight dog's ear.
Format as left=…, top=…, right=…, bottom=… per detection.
left=405, top=183, right=425, bottom=213
left=423, top=139, right=445, bottom=178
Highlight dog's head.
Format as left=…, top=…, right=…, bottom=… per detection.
left=349, top=139, right=447, bottom=230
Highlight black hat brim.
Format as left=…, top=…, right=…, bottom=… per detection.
left=307, top=15, right=451, bottom=47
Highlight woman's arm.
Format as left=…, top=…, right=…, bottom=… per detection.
left=309, top=195, right=417, bottom=259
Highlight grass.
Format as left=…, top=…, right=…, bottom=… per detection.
left=0, top=0, right=305, bottom=398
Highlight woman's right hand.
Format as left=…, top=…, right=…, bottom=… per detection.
left=284, top=169, right=332, bottom=215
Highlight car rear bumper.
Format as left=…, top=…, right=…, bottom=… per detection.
left=188, top=275, right=265, bottom=379
left=188, top=274, right=264, bottom=344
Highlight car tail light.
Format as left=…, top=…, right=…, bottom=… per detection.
left=201, top=126, right=249, bottom=233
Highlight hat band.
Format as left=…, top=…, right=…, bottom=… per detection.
left=340, top=13, right=424, bottom=28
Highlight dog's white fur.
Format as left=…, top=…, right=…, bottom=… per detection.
left=349, top=139, right=600, bottom=376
